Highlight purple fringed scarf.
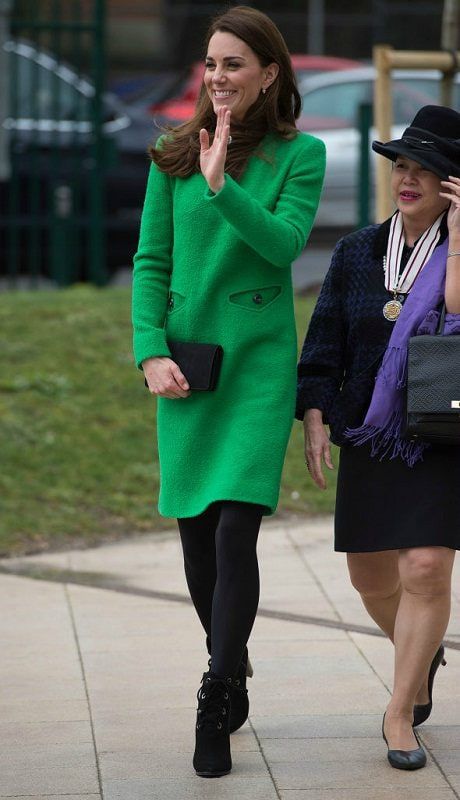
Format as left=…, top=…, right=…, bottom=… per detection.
left=345, top=239, right=448, bottom=466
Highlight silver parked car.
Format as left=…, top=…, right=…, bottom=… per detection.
left=297, top=67, right=460, bottom=227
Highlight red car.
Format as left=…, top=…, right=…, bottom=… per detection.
left=150, top=54, right=361, bottom=124
left=291, top=54, right=362, bottom=81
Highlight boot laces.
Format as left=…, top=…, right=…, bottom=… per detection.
left=196, top=676, right=231, bottom=732
left=207, top=657, right=247, bottom=689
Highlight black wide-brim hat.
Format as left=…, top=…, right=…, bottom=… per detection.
left=372, top=105, right=460, bottom=180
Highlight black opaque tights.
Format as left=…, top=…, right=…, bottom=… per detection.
left=177, top=501, right=264, bottom=678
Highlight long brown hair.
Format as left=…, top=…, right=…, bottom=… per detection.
left=151, top=5, right=301, bottom=180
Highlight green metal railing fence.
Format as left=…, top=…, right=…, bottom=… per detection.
left=357, top=102, right=372, bottom=230
left=1, top=0, right=108, bottom=286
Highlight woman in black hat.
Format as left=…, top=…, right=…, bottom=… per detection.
left=297, top=105, right=460, bottom=770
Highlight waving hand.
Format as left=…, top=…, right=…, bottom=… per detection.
left=200, top=106, right=231, bottom=194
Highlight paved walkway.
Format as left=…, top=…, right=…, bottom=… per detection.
left=1, top=517, right=460, bottom=800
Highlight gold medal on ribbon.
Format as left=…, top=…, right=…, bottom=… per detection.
left=383, top=298, right=403, bottom=321
left=382, top=211, right=444, bottom=324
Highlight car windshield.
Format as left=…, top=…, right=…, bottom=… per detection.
left=8, top=47, right=92, bottom=121
left=402, top=77, right=460, bottom=107
left=300, top=76, right=459, bottom=129
left=300, top=80, right=371, bottom=127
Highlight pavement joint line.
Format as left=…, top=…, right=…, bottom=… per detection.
left=284, top=527, right=343, bottom=626
left=248, top=717, right=282, bottom=800
left=346, top=631, right=392, bottom=698
left=282, top=525, right=396, bottom=704
left=63, top=583, right=104, bottom=800
left=418, top=745, right=460, bottom=800
left=1, top=562, right=460, bottom=653
left=284, top=529, right=396, bottom=703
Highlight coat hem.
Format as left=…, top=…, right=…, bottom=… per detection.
left=159, top=495, right=276, bottom=519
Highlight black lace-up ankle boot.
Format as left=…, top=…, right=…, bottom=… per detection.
left=193, top=671, right=232, bottom=777
left=205, top=640, right=253, bottom=734
left=229, top=650, right=251, bottom=733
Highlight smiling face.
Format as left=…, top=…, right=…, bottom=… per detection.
left=204, top=31, right=278, bottom=122
left=391, top=155, right=449, bottom=231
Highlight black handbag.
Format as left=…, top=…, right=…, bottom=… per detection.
left=405, top=304, right=460, bottom=444
left=144, top=341, right=223, bottom=392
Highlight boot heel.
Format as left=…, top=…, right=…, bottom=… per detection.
left=442, top=658, right=447, bottom=667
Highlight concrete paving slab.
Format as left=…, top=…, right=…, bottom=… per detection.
left=99, top=749, right=195, bottom=780
left=103, top=775, right=279, bottom=800
left=252, top=640, right=350, bottom=664
left=0, top=763, right=100, bottom=797
left=427, top=703, right=460, bottom=726
left=252, top=618, right=348, bottom=642
left=430, top=754, right=460, bottom=775
left=260, top=599, right=344, bottom=620
left=446, top=775, right=460, bottom=794
left=253, top=713, right=383, bottom=739
left=253, top=644, right=381, bottom=675
left=0, top=720, right=93, bottom=747
left=261, top=735, right=385, bottom=762
left=0, top=699, right=90, bottom=724
left=1, top=516, right=459, bottom=798
left=422, top=725, right=460, bottom=750
left=249, top=678, right=389, bottom=717
left=2, top=741, right=96, bottom=770
left=270, top=757, right=447, bottom=791
left=0, top=574, right=100, bottom=798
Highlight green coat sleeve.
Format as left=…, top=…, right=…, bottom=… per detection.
left=204, top=136, right=326, bottom=268
left=132, top=162, right=173, bottom=368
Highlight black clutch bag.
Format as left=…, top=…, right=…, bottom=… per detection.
left=144, top=341, right=223, bottom=392
left=405, top=305, right=460, bottom=445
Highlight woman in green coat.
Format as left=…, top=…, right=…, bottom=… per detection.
left=132, top=5, right=325, bottom=778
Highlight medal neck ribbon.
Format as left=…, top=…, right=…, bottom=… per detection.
left=385, top=211, right=444, bottom=295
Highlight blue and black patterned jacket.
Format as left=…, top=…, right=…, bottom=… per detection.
left=295, top=216, right=453, bottom=445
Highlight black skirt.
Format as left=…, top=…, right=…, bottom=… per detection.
left=335, top=443, right=460, bottom=552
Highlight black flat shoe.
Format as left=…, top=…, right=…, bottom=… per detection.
left=413, top=644, right=447, bottom=727
left=382, top=713, right=427, bottom=771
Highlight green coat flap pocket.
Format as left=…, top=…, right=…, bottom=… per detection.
left=167, top=291, right=186, bottom=314
left=229, top=285, right=282, bottom=312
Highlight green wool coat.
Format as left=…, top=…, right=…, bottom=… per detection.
left=132, top=131, right=325, bottom=517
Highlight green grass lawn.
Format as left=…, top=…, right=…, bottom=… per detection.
left=0, top=286, right=337, bottom=556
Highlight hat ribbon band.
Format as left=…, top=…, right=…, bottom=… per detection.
left=401, top=136, right=439, bottom=152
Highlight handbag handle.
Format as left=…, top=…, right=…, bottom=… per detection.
left=435, top=302, right=447, bottom=335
